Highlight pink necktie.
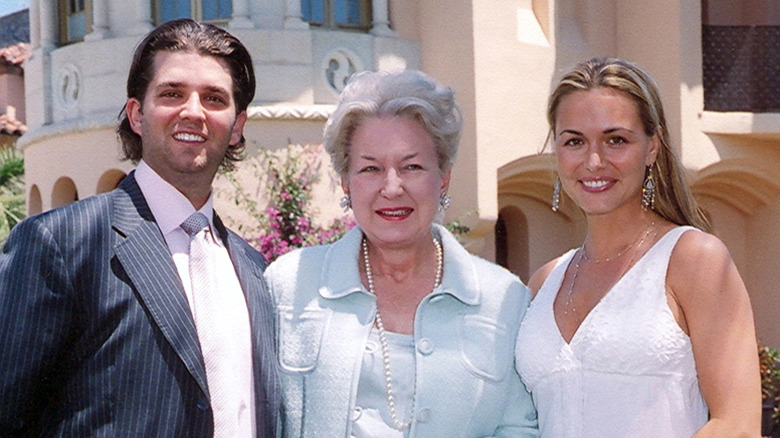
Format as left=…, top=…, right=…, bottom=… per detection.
left=181, top=212, right=233, bottom=436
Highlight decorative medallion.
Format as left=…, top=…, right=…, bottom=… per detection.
left=323, top=49, right=362, bottom=94
left=57, top=63, right=81, bottom=109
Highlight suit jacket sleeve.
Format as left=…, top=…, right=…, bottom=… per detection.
left=0, top=215, right=76, bottom=434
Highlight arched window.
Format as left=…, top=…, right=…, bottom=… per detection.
left=52, top=177, right=79, bottom=209
left=153, top=0, right=233, bottom=25
left=302, top=0, right=372, bottom=31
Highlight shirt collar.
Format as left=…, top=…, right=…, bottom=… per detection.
left=318, top=224, right=480, bottom=306
left=134, top=160, right=216, bottom=237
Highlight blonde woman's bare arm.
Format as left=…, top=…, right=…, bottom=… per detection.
left=668, top=231, right=761, bottom=437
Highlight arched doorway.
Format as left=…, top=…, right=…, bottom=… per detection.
left=496, top=206, right=530, bottom=281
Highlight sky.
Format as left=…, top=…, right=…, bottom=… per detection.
left=0, top=0, right=29, bottom=18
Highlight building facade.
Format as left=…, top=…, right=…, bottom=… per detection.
left=18, top=0, right=780, bottom=346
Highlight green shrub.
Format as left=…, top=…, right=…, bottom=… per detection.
left=0, top=147, right=25, bottom=247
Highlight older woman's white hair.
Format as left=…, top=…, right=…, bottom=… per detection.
left=323, top=70, right=463, bottom=177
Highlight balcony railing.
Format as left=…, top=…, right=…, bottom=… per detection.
left=702, top=25, right=780, bottom=112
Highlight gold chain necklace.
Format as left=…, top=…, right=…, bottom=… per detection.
left=581, top=220, right=657, bottom=264
left=362, top=235, right=443, bottom=431
left=563, top=221, right=658, bottom=329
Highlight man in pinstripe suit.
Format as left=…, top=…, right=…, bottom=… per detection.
left=0, top=19, right=279, bottom=437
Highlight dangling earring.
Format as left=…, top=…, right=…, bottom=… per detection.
left=439, top=193, right=451, bottom=212
left=552, top=177, right=561, bottom=212
left=642, top=164, right=656, bottom=210
left=340, top=194, right=352, bottom=212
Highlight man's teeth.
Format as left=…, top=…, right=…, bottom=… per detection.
left=174, top=133, right=205, bottom=142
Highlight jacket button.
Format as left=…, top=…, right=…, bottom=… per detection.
left=352, top=406, right=363, bottom=421
left=365, top=340, right=379, bottom=354
left=416, top=407, right=431, bottom=422
left=417, top=338, right=434, bottom=355
left=197, top=399, right=209, bottom=411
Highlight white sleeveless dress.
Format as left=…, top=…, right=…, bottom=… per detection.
left=515, top=227, right=708, bottom=437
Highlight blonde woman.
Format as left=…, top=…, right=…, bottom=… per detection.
left=515, top=58, right=760, bottom=437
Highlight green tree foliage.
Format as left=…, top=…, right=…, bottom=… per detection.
left=0, top=146, right=25, bottom=247
left=761, top=345, right=780, bottom=426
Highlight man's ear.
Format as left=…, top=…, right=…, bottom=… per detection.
left=126, top=98, right=143, bottom=135
left=230, top=111, right=248, bottom=146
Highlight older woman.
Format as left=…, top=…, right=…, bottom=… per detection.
left=515, top=58, right=760, bottom=437
left=264, top=70, right=537, bottom=437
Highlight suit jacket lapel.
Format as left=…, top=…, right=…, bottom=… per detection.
left=111, top=173, right=210, bottom=397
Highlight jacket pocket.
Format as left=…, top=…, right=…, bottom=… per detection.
left=276, top=306, right=329, bottom=373
left=458, top=314, right=513, bottom=382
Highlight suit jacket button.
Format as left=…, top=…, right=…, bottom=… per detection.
left=197, top=399, right=209, bottom=411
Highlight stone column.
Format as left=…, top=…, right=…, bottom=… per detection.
left=132, top=0, right=154, bottom=35
left=85, top=0, right=110, bottom=40
left=31, top=0, right=56, bottom=126
left=229, top=0, right=254, bottom=28
left=283, top=0, right=308, bottom=29
left=371, top=0, right=393, bottom=36
left=38, top=0, right=57, bottom=48
left=29, top=0, right=40, bottom=48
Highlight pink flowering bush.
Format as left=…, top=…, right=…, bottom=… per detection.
left=224, top=144, right=355, bottom=262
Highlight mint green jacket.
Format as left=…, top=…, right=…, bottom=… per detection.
left=264, top=224, right=538, bottom=437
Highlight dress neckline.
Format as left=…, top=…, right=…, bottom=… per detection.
left=553, top=226, right=682, bottom=346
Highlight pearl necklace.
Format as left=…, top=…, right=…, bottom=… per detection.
left=362, top=235, right=443, bottom=431
left=563, top=220, right=657, bottom=325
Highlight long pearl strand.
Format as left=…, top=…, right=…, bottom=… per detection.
left=362, top=235, right=443, bottom=431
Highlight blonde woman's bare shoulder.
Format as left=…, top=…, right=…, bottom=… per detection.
left=668, top=228, right=738, bottom=300
left=528, top=257, right=563, bottom=299
left=670, top=228, right=731, bottom=268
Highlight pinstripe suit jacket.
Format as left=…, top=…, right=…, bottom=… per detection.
left=0, top=173, right=280, bottom=437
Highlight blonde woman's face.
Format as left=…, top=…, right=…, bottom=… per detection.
left=554, top=87, right=658, bottom=217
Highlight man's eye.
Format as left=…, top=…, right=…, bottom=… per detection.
left=205, top=96, right=226, bottom=104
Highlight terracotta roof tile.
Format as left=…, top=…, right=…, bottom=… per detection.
left=0, top=42, right=31, bottom=67
left=0, top=108, right=26, bottom=135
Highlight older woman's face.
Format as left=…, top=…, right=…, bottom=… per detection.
left=342, top=116, right=449, bottom=250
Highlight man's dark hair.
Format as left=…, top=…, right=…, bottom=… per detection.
left=117, top=18, right=255, bottom=170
